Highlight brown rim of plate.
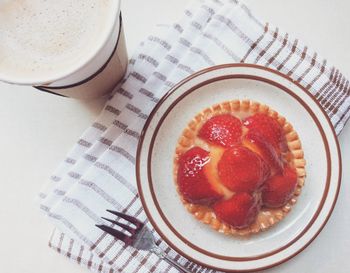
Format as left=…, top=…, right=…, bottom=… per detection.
left=147, top=75, right=329, bottom=261
left=136, top=63, right=342, bottom=272
left=173, top=100, right=306, bottom=236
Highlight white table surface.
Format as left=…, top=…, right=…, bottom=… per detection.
left=0, top=0, right=349, bottom=272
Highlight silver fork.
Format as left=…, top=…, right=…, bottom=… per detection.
left=96, top=210, right=193, bottom=273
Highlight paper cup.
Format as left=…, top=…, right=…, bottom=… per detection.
left=0, top=2, right=128, bottom=100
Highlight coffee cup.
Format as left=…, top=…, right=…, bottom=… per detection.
left=0, top=0, right=128, bottom=100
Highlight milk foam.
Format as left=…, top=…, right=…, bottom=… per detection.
left=0, top=0, right=115, bottom=83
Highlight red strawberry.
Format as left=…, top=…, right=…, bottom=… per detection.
left=218, top=146, right=266, bottom=192
left=243, top=113, right=285, bottom=151
left=213, top=192, right=260, bottom=229
left=243, top=133, right=283, bottom=174
left=177, top=147, right=223, bottom=205
left=198, top=114, right=242, bottom=147
left=262, top=167, right=298, bottom=208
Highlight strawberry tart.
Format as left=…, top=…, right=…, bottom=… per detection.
left=174, top=100, right=306, bottom=236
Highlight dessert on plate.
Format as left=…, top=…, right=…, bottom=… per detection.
left=174, top=100, right=306, bottom=236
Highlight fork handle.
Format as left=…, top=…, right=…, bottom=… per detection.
left=151, top=247, right=193, bottom=273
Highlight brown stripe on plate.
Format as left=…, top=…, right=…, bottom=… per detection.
left=136, top=64, right=341, bottom=272
left=146, top=74, right=331, bottom=261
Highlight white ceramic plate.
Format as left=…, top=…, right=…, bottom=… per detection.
left=136, top=64, right=341, bottom=272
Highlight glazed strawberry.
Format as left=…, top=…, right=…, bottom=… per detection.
left=198, top=114, right=242, bottom=147
left=262, top=167, right=298, bottom=208
left=177, top=147, right=223, bottom=205
left=243, top=133, right=283, bottom=174
left=203, top=146, right=233, bottom=198
left=213, top=192, right=260, bottom=229
left=243, top=113, right=285, bottom=151
left=218, top=146, right=267, bottom=192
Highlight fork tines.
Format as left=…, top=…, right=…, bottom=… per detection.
left=106, top=209, right=143, bottom=227
left=96, top=210, right=143, bottom=244
left=95, top=224, right=131, bottom=242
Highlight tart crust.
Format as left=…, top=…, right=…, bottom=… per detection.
left=174, top=100, right=306, bottom=236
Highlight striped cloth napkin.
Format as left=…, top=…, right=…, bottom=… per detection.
left=38, top=0, right=350, bottom=272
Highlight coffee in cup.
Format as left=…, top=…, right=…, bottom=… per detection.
left=0, top=0, right=128, bottom=99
